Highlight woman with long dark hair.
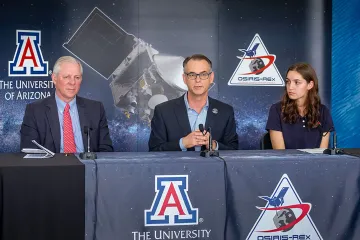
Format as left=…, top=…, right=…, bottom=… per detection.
left=266, top=62, right=334, bottom=149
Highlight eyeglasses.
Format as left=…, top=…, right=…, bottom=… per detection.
left=184, top=72, right=212, bottom=80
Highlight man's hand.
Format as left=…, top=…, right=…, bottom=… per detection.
left=182, top=130, right=209, bottom=149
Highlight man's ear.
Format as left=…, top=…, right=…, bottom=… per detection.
left=51, top=73, right=57, bottom=86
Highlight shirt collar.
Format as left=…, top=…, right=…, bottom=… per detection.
left=55, top=93, right=77, bottom=113
left=183, top=92, right=209, bottom=111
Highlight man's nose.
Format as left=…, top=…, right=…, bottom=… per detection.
left=194, top=75, right=201, bottom=82
left=68, top=77, right=76, bottom=84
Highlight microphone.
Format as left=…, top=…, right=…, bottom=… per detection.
left=208, top=127, right=213, bottom=152
left=321, top=125, right=343, bottom=155
left=199, top=124, right=219, bottom=158
left=85, top=126, right=91, bottom=153
left=79, top=126, right=97, bottom=160
left=199, top=124, right=206, bottom=136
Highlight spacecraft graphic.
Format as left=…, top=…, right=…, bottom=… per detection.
left=63, top=7, right=188, bottom=122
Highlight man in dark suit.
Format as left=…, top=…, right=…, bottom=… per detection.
left=20, top=56, right=113, bottom=153
left=148, top=54, right=238, bottom=151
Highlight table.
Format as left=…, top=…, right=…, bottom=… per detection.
left=83, top=150, right=360, bottom=240
left=0, top=153, right=85, bottom=240
left=84, top=152, right=227, bottom=240
left=222, top=150, right=360, bottom=240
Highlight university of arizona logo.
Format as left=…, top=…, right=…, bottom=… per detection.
left=228, top=33, right=284, bottom=86
left=145, top=175, right=198, bottom=226
left=246, top=174, right=323, bottom=240
left=9, top=30, right=48, bottom=77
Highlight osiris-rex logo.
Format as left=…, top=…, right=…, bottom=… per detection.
left=145, top=175, right=198, bottom=226
left=8, top=30, right=48, bottom=77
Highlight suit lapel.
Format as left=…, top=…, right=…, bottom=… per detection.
left=76, top=96, right=88, bottom=150
left=45, top=96, right=61, bottom=153
left=174, top=95, right=192, bottom=135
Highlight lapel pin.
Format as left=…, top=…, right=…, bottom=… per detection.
left=212, top=108, right=218, bottom=114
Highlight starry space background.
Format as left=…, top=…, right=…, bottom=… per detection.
left=0, top=0, right=331, bottom=152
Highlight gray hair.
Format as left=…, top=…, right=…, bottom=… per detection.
left=53, top=56, right=83, bottom=75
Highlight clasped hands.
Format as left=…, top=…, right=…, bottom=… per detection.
left=182, top=130, right=216, bottom=150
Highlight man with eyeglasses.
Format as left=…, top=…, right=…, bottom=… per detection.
left=148, top=54, right=238, bottom=151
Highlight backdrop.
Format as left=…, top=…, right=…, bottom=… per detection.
left=0, top=0, right=332, bottom=152
left=332, top=0, right=360, bottom=148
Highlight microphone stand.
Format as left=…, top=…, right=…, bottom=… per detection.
left=200, top=127, right=219, bottom=158
left=323, top=131, right=344, bottom=155
left=79, top=127, right=97, bottom=160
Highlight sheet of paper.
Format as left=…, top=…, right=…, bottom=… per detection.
left=21, top=140, right=55, bottom=158
left=21, top=148, right=47, bottom=154
left=23, top=153, right=53, bottom=159
left=297, top=148, right=326, bottom=154
left=31, top=140, right=55, bottom=156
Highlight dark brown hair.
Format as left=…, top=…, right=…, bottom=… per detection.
left=281, top=62, right=321, bottom=128
left=183, top=54, right=212, bottom=70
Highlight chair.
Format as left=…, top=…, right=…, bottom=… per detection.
left=260, top=132, right=273, bottom=150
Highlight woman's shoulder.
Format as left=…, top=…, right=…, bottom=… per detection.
left=269, top=101, right=282, bottom=112
left=319, top=103, right=330, bottom=113
left=319, top=103, right=332, bottom=118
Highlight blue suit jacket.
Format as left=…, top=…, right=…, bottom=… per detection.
left=20, top=95, right=113, bottom=153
